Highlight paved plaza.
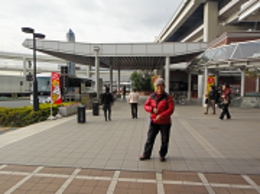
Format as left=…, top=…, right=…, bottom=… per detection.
left=0, top=97, right=259, bottom=193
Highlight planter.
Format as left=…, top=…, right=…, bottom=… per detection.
left=59, top=106, right=76, bottom=117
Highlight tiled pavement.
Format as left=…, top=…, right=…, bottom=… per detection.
left=0, top=164, right=259, bottom=193
left=0, top=97, right=259, bottom=193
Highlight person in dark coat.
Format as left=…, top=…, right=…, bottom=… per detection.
left=204, top=86, right=217, bottom=114
left=140, top=78, right=174, bottom=162
left=219, top=84, right=231, bottom=120
left=101, top=87, right=114, bottom=121
left=122, top=86, right=126, bottom=99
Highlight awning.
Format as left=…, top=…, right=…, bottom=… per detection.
left=22, top=39, right=207, bottom=70
left=188, top=40, right=260, bottom=71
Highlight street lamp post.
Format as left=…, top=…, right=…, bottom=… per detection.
left=22, top=27, right=45, bottom=111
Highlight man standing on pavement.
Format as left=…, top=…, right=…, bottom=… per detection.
left=128, top=88, right=140, bottom=119
left=101, top=87, right=114, bottom=121
left=140, top=78, right=174, bottom=162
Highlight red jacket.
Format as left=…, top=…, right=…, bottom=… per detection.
left=222, top=88, right=231, bottom=101
left=144, top=92, right=174, bottom=124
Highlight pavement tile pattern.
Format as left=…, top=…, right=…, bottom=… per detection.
left=0, top=165, right=259, bottom=193
left=0, top=97, right=259, bottom=193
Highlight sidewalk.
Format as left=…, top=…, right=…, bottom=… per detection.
left=0, top=97, right=259, bottom=193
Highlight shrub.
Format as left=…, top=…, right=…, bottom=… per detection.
left=0, top=102, right=77, bottom=127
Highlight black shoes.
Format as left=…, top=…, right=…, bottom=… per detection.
left=219, top=116, right=231, bottom=120
left=139, top=155, right=166, bottom=162
left=160, top=156, right=166, bottom=162
left=139, top=155, right=150, bottom=161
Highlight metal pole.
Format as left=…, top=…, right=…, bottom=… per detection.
left=33, top=34, right=39, bottom=111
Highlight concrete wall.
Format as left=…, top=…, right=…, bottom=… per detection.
left=231, top=96, right=260, bottom=108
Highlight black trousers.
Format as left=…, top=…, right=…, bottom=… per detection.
left=103, top=104, right=111, bottom=120
left=220, top=103, right=231, bottom=119
left=130, top=103, right=138, bottom=118
left=143, top=121, right=171, bottom=158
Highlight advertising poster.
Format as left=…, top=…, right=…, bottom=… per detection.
left=152, top=76, right=160, bottom=91
left=51, top=72, right=62, bottom=104
left=206, top=76, right=215, bottom=94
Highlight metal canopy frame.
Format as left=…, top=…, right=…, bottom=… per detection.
left=22, top=39, right=208, bottom=70
left=188, top=40, right=260, bottom=71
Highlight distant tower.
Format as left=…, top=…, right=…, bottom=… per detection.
left=66, top=29, right=75, bottom=75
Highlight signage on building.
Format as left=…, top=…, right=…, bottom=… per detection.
left=206, top=76, right=215, bottom=94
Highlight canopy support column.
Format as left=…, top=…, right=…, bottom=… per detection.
left=214, top=72, right=219, bottom=86
left=188, top=72, right=191, bottom=101
left=110, top=63, right=113, bottom=92
left=203, top=67, right=208, bottom=106
left=198, top=74, right=203, bottom=98
left=94, top=47, right=100, bottom=99
left=86, top=65, right=91, bottom=78
left=165, top=57, right=170, bottom=93
left=240, top=69, right=245, bottom=97
left=256, top=77, right=259, bottom=92
left=117, top=67, right=120, bottom=95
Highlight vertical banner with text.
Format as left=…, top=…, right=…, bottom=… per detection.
left=206, top=76, right=215, bottom=94
left=152, top=76, right=160, bottom=91
left=51, top=72, right=62, bottom=104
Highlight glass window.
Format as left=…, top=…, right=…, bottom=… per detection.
left=37, top=77, right=51, bottom=92
left=212, top=45, right=236, bottom=61
left=232, top=42, right=260, bottom=59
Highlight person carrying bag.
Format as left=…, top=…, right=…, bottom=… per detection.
left=219, top=83, right=231, bottom=120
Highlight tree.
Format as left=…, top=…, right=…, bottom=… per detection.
left=244, top=67, right=260, bottom=78
left=130, top=71, right=153, bottom=91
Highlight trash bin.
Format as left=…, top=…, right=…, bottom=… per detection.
left=92, top=101, right=99, bottom=116
left=77, top=106, right=86, bottom=123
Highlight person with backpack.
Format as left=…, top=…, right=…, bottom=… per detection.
left=101, top=87, right=114, bottom=121
left=139, top=78, right=174, bottom=162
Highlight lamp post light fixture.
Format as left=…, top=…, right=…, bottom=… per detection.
left=22, top=27, right=45, bottom=111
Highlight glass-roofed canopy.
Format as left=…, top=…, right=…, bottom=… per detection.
left=188, top=40, right=260, bottom=70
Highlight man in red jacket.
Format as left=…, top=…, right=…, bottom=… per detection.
left=140, top=78, right=174, bottom=162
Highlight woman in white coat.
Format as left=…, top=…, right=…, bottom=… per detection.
left=128, top=88, right=140, bottom=119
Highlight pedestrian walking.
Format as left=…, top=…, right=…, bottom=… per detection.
left=204, top=86, right=217, bottom=114
left=140, top=78, right=174, bottom=162
left=128, top=88, right=140, bottom=119
left=219, top=83, right=231, bottom=120
left=122, top=86, right=126, bottom=99
left=101, top=87, right=114, bottom=121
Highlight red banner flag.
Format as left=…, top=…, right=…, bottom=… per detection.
left=51, top=72, right=62, bottom=104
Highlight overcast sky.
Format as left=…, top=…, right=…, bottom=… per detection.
left=0, top=0, right=182, bottom=54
